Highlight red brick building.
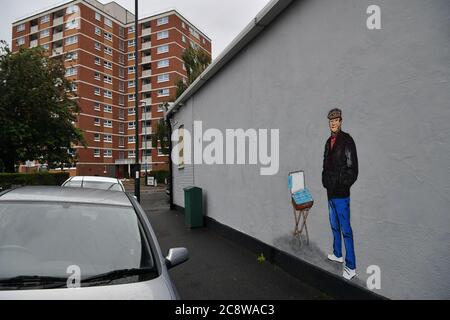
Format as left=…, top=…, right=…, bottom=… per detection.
left=11, top=0, right=211, bottom=178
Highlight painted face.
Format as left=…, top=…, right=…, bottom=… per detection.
left=329, top=118, right=342, bottom=134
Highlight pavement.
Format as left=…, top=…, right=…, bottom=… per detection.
left=129, top=186, right=331, bottom=300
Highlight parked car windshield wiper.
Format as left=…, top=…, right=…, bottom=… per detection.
left=0, top=275, right=68, bottom=288
left=80, top=267, right=157, bottom=284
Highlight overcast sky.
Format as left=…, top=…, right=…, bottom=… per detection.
left=1, top=0, right=271, bottom=58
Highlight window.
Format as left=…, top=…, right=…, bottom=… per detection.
left=182, top=35, right=186, bottom=43
left=157, top=30, right=169, bottom=40
left=157, top=45, right=169, bottom=54
left=128, top=39, right=135, bottom=47
left=95, top=26, right=101, bottom=36
left=94, top=72, right=100, bottom=80
left=182, top=22, right=186, bottom=29
left=94, top=102, right=101, bottom=111
left=128, top=107, right=135, bottom=115
left=118, top=109, right=125, bottom=119
left=119, top=27, right=125, bottom=38
left=94, top=42, right=101, bottom=51
left=119, top=67, right=125, bottom=79
left=104, top=46, right=113, bottom=55
left=42, top=44, right=50, bottom=50
left=128, top=26, right=135, bottom=33
left=40, top=29, right=50, bottom=38
left=157, top=16, right=169, bottom=26
left=40, top=15, right=50, bottom=24
left=157, top=89, right=170, bottom=97
left=189, top=27, right=200, bottom=39
left=94, top=149, right=100, bottom=157
left=119, top=81, right=124, bottom=92
left=17, top=37, right=25, bottom=46
left=128, top=94, right=136, bottom=102
left=128, top=136, right=136, bottom=143
left=128, top=53, right=135, bottom=60
left=65, top=19, right=79, bottom=30
left=128, top=80, right=135, bottom=88
left=104, top=105, right=112, bottom=113
left=104, top=32, right=112, bottom=41
left=119, top=123, right=124, bottom=133
left=71, top=83, right=77, bottom=92
left=94, top=118, right=101, bottom=126
left=157, top=59, right=169, bottom=68
left=104, top=135, right=113, bottom=143
left=157, top=104, right=166, bottom=112
left=104, top=90, right=113, bottom=99
left=157, top=148, right=165, bottom=156
left=95, top=12, right=102, bottom=21
left=119, top=95, right=125, bottom=106
left=157, top=73, right=169, bottom=83
left=128, top=66, right=135, bottom=74
left=104, top=149, right=112, bottom=158
left=119, top=137, right=125, bottom=148
left=128, top=150, right=136, bottom=158
left=94, top=87, right=101, bottom=96
left=95, top=57, right=101, bottom=65
left=104, top=120, right=113, bottom=128
left=66, top=51, right=78, bottom=60
left=104, top=75, right=113, bottom=84
left=119, top=40, right=125, bottom=52
left=17, top=24, right=25, bottom=32
left=119, top=54, right=124, bottom=65
left=65, top=35, right=78, bottom=45
left=128, top=121, right=135, bottom=129
left=65, top=67, right=77, bottom=77
left=104, top=61, right=113, bottom=70
left=66, top=5, right=79, bottom=14
left=94, top=133, right=100, bottom=142
left=104, top=18, right=112, bottom=28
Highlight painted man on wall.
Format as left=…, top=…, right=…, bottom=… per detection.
left=322, top=108, right=359, bottom=280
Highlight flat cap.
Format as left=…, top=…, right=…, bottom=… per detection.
left=327, top=108, right=342, bottom=120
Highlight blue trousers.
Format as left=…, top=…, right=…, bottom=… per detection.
left=328, top=197, right=356, bottom=270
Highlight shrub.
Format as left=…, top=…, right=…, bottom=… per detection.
left=0, top=172, right=69, bottom=190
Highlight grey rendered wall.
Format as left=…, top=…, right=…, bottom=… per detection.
left=173, top=0, right=450, bottom=299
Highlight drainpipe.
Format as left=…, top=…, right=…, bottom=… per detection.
left=166, top=115, right=174, bottom=210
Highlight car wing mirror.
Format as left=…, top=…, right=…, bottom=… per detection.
left=165, top=248, right=189, bottom=269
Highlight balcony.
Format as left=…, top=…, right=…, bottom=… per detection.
left=142, top=28, right=151, bottom=36
left=142, top=98, right=152, bottom=106
left=142, top=70, right=152, bottom=78
left=53, top=17, right=64, bottom=26
left=52, top=47, right=63, bottom=56
left=30, top=25, right=39, bottom=34
left=30, top=40, right=38, bottom=48
left=141, top=42, right=151, bottom=50
left=142, top=55, right=151, bottom=64
left=53, top=32, right=63, bottom=41
left=141, top=126, right=152, bottom=135
left=141, top=112, right=151, bottom=120
left=142, top=84, right=152, bottom=92
left=141, top=141, right=153, bottom=150
left=141, top=156, right=152, bottom=164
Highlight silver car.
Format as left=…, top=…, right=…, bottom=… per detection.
left=62, top=176, right=126, bottom=192
left=0, top=186, right=188, bottom=300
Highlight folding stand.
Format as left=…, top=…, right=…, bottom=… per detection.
left=291, top=200, right=313, bottom=244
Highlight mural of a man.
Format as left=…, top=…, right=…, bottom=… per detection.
left=322, top=108, right=359, bottom=280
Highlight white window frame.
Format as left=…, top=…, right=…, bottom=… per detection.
left=128, top=94, right=136, bottom=102
left=104, top=75, right=113, bottom=84
left=128, top=121, right=136, bottom=129
left=128, top=26, right=135, bottom=34
left=157, top=30, right=169, bottom=40
left=157, top=73, right=170, bottom=83
left=157, top=89, right=170, bottom=97
left=128, top=136, right=136, bottom=144
left=94, top=42, right=101, bottom=51
left=104, top=90, right=113, bottom=99
left=17, top=37, right=25, bottom=46
left=104, top=135, right=113, bottom=143
left=104, top=149, right=112, bottom=158
left=128, top=150, right=136, bottom=158
left=94, top=118, right=101, bottom=126
left=65, top=19, right=79, bottom=30
left=128, top=80, right=135, bottom=88
left=95, top=12, right=102, bottom=21
left=128, top=107, right=136, bottom=115
left=128, top=53, right=135, bottom=60
left=94, top=149, right=100, bottom=158
left=104, top=46, right=113, bottom=56
left=104, top=32, right=112, bottom=41
left=94, top=102, right=101, bottom=111
left=157, top=45, right=169, bottom=54
left=65, top=35, right=78, bottom=46
left=17, top=24, right=25, bottom=32
left=104, top=18, right=113, bottom=28
left=40, top=15, right=50, bottom=24
left=128, top=66, right=136, bottom=74
left=95, top=57, right=101, bottom=65
left=95, top=26, right=101, bottom=36
left=157, top=16, right=169, bottom=26
left=94, top=133, right=100, bottom=142
left=65, top=67, right=77, bottom=77
left=157, top=59, right=169, bottom=68
left=104, top=105, right=113, bottom=113
left=128, top=39, right=135, bottom=47
left=94, top=88, right=101, bottom=96
left=40, top=29, right=50, bottom=38
left=104, top=120, right=113, bottom=128
left=104, top=61, right=113, bottom=70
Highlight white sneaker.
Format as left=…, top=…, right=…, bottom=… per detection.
left=343, top=266, right=357, bottom=280
left=327, top=254, right=344, bottom=263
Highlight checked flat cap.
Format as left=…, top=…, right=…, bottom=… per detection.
left=327, top=108, right=342, bottom=120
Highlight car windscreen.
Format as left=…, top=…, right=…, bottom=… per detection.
left=0, top=201, right=155, bottom=286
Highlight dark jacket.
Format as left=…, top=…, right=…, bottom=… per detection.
left=322, top=131, right=358, bottom=199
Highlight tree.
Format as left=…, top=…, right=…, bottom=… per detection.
left=175, top=45, right=212, bottom=99
left=0, top=41, right=85, bottom=173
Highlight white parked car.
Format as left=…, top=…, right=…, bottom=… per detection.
left=62, top=176, right=125, bottom=192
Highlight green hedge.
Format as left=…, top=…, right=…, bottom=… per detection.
left=150, top=170, right=169, bottom=184
left=0, top=172, right=70, bottom=190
